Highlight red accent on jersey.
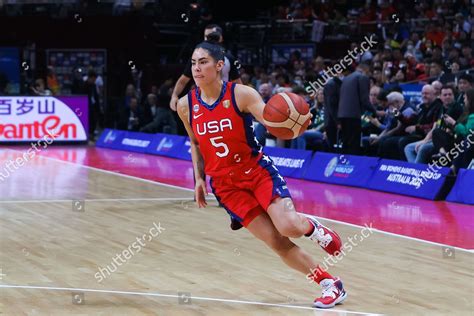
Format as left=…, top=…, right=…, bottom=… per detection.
left=189, top=82, right=262, bottom=177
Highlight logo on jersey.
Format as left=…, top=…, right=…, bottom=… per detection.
left=196, top=118, right=233, bottom=135
left=223, top=100, right=230, bottom=109
left=193, top=104, right=200, bottom=112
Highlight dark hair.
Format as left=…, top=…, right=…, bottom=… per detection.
left=441, top=85, right=455, bottom=94
left=459, top=73, right=473, bottom=84
left=292, top=86, right=306, bottom=95
left=205, top=24, right=223, bottom=36
left=357, top=61, right=371, bottom=72
left=377, top=90, right=388, bottom=102
left=194, top=41, right=225, bottom=62
left=458, top=88, right=474, bottom=123
left=205, top=31, right=221, bottom=43
left=465, top=89, right=474, bottom=112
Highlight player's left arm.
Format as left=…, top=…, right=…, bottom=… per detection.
left=234, top=84, right=266, bottom=124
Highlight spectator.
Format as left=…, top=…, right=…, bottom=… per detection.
left=323, top=73, right=343, bottom=151
left=337, top=62, right=374, bottom=154
left=241, top=73, right=254, bottom=88
left=291, top=88, right=325, bottom=150
left=84, top=69, right=104, bottom=135
left=30, top=78, right=51, bottom=96
left=140, top=92, right=178, bottom=134
left=454, top=13, right=472, bottom=38
left=118, top=96, right=146, bottom=132
left=361, top=86, right=386, bottom=136
left=85, top=71, right=100, bottom=138
left=123, top=84, right=138, bottom=110
left=431, top=80, right=443, bottom=97
left=374, top=92, right=416, bottom=159
left=83, top=67, right=104, bottom=107
left=396, top=84, right=442, bottom=159
left=46, top=66, right=60, bottom=95
left=456, top=73, right=473, bottom=105
left=459, top=44, right=474, bottom=69
left=432, top=88, right=474, bottom=171
left=274, top=74, right=292, bottom=93
left=404, top=85, right=462, bottom=163
left=254, top=83, right=273, bottom=146
left=450, top=89, right=474, bottom=171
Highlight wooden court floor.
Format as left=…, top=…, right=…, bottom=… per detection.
left=0, top=152, right=473, bottom=315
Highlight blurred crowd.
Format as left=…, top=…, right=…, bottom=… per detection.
left=8, top=1, right=474, bottom=171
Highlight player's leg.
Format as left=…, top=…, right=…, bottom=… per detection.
left=253, top=156, right=342, bottom=255
left=267, top=197, right=342, bottom=256
left=246, top=210, right=347, bottom=308
left=246, top=208, right=317, bottom=274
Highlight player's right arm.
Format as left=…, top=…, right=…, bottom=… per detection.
left=176, top=95, right=208, bottom=208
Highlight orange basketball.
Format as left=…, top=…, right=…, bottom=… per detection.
left=263, top=92, right=311, bottom=140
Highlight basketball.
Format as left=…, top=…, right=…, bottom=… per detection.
left=263, top=92, right=312, bottom=140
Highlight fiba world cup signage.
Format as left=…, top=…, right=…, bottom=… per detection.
left=0, top=96, right=88, bottom=142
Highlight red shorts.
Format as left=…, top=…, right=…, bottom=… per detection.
left=210, top=155, right=291, bottom=227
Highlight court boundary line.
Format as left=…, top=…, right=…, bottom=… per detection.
left=5, top=148, right=199, bottom=193
left=0, top=284, right=382, bottom=315
left=5, top=148, right=473, bottom=253
left=0, top=197, right=200, bottom=204
left=316, top=216, right=474, bottom=253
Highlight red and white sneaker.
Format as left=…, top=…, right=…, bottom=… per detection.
left=313, top=277, right=347, bottom=308
left=305, top=215, right=342, bottom=256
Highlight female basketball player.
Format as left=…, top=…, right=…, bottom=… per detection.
left=176, top=41, right=347, bottom=308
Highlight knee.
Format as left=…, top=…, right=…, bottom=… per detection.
left=404, top=142, right=415, bottom=154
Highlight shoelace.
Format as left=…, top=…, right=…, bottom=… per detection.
left=312, top=227, right=333, bottom=247
left=321, top=281, right=338, bottom=299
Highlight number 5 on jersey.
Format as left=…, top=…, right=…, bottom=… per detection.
left=209, top=136, right=229, bottom=157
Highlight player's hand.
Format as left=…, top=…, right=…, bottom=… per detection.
left=195, top=178, right=208, bottom=208
left=170, top=95, right=179, bottom=111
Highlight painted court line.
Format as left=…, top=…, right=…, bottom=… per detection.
left=0, top=197, right=199, bottom=204
left=5, top=148, right=197, bottom=193
left=6, top=149, right=473, bottom=253
left=315, top=216, right=474, bottom=253
left=0, top=284, right=382, bottom=315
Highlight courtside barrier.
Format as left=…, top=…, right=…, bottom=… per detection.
left=367, top=159, right=451, bottom=200
left=96, top=130, right=470, bottom=203
left=97, top=129, right=153, bottom=153
left=147, top=134, right=187, bottom=159
left=263, top=146, right=312, bottom=178
left=302, top=152, right=379, bottom=188
left=446, top=169, right=474, bottom=205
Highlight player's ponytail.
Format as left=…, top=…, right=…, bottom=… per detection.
left=194, top=41, right=225, bottom=63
